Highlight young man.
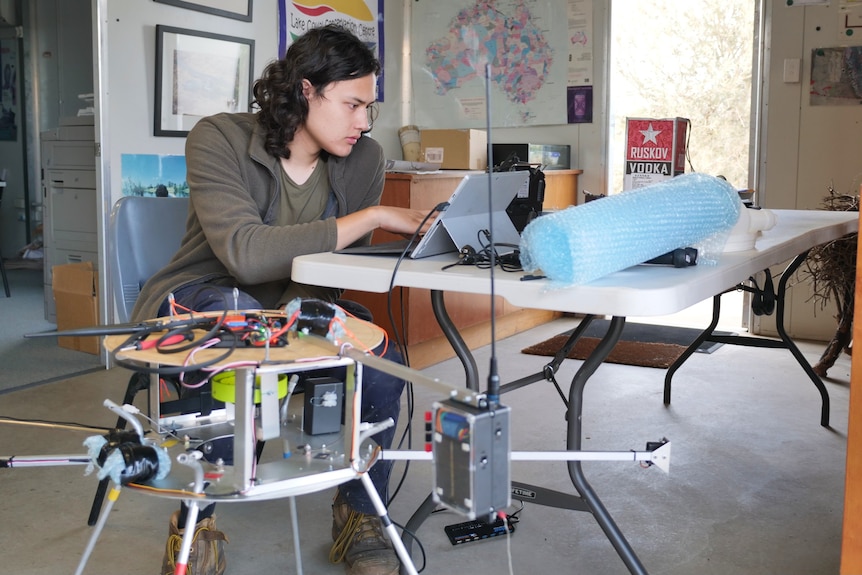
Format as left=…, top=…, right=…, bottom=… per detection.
left=134, top=25, right=429, bottom=575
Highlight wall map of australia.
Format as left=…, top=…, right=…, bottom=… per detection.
left=412, top=0, right=567, bottom=128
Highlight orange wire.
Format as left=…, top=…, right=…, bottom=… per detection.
left=330, top=314, right=389, bottom=356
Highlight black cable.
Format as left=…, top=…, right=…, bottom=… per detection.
left=390, top=285, right=415, bottom=505
left=109, top=325, right=237, bottom=377
left=440, top=230, right=523, bottom=273
left=386, top=202, right=449, bottom=361
left=384, top=203, right=447, bottom=507
left=0, top=415, right=114, bottom=433
left=109, top=288, right=240, bottom=376
left=391, top=519, right=427, bottom=573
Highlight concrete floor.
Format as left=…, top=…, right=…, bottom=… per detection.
left=0, top=304, right=851, bottom=575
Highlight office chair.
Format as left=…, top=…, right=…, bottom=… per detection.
left=110, top=195, right=188, bottom=324
left=88, top=195, right=190, bottom=525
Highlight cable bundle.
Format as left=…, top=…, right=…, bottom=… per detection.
left=519, top=173, right=741, bottom=285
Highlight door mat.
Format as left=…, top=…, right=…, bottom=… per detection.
left=521, top=320, right=736, bottom=369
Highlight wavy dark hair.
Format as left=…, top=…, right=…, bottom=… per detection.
left=252, top=24, right=380, bottom=159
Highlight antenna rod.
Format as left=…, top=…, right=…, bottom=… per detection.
left=485, top=62, right=500, bottom=408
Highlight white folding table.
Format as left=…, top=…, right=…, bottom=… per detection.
left=292, top=209, right=858, bottom=574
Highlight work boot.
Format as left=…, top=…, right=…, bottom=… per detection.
left=161, top=510, right=228, bottom=575
left=330, top=491, right=399, bottom=575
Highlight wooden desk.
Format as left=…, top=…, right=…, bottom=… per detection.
left=344, top=169, right=582, bottom=368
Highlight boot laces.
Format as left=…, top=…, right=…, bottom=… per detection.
left=329, top=510, right=387, bottom=564
left=163, top=523, right=224, bottom=571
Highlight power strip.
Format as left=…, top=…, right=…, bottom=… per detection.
left=444, top=517, right=515, bottom=545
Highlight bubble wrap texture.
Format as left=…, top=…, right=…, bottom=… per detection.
left=519, top=173, right=741, bottom=285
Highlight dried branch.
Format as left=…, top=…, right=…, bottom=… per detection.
left=798, top=186, right=858, bottom=376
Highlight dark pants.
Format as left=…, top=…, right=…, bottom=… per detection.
left=161, top=284, right=405, bottom=515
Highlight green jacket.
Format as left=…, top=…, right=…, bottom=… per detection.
left=131, top=112, right=384, bottom=322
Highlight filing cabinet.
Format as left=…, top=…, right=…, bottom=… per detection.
left=41, top=117, right=96, bottom=322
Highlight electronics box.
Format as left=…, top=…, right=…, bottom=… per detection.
left=52, top=261, right=100, bottom=354
left=303, top=377, right=344, bottom=435
left=623, top=117, right=688, bottom=190
left=420, top=129, right=487, bottom=170
left=432, top=399, right=511, bottom=520
left=491, top=143, right=571, bottom=170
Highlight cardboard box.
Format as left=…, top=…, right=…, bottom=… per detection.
left=420, top=129, right=487, bottom=170
left=53, top=261, right=100, bottom=354
left=623, top=117, right=688, bottom=190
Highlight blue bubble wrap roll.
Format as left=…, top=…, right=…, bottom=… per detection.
left=519, top=173, right=741, bottom=285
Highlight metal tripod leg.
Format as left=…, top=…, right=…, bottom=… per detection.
left=75, top=483, right=121, bottom=575
left=359, top=472, right=419, bottom=575
left=289, top=496, right=304, bottom=575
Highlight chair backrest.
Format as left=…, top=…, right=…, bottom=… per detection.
left=109, top=195, right=189, bottom=323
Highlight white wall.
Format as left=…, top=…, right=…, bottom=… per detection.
left=754, top=0, right=862, bottom=340
left=95, top=0, right=279, bottom=329
left=98, top=0, right=277, bottom=209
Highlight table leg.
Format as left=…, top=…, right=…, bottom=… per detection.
left=664, top=294, right=722, bottom=405
left=416, top=292, right=649, bottom=573
left=0, top=254, right=10, bottom=297
left=567, top=316, right=648, bottom=575
left=663, top=253, right=831, bottom=427
left=774, top=253, right=831, bottom=427
left=430, top=290, right=479, bottom=391
left=499, top=313, right=599, bottom=406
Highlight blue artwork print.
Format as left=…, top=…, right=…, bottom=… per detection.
left=121, top=154, right=188, bottom=197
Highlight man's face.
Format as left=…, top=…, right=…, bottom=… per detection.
left=303, top=75, right=377, bottom=157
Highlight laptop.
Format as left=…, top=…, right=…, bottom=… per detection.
left=337, top=171, right=530, bottom=259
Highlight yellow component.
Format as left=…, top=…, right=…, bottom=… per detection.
left=211, top=372, right=289, bottom=404
left=108, top=487, right=121, bottom=501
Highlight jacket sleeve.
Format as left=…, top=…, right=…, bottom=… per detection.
left=185, top=117, right=341, bottom=286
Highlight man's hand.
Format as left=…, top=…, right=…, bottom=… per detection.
left=335, top=205, right=435, bottom=250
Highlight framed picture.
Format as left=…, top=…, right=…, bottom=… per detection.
left=154, top=25, right=254, bottom=137
left=154, top=0, right=253, bottom=22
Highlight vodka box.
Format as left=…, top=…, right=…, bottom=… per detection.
left=623, top=117, right=688, bottom=190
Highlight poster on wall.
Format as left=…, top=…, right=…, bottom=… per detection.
left=810, top=46, right=862, bottom=106
left=121, top=154, right=188, bottom=197
left=277, top=0, right=385, bottom=101
left=0, top=38, right=19, bottom=141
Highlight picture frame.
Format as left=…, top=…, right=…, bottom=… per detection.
left=154, top=25, right=254, bottom=137
left=154, top=0, right=253, bottom=22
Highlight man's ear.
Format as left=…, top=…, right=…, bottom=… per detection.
left=301, top=79, right=313, bottom=99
